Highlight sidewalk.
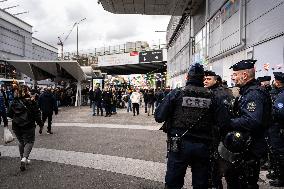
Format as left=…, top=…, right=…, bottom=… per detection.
left=54, top=106, right=162, bottom=127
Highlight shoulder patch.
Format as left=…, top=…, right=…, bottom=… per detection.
left=277, top=103, right=284, bottom=109
left=247, top=101, right=256, bottom=112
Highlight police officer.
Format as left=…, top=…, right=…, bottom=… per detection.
left=204, top=71, right=234, bottom=189
left=224, top=59, right=271, bottom=189
left=155, top=64, right=227, bottom=189
left=257, top=76, right=272, bottom=92
left=268, top=72, right=284, bottom=187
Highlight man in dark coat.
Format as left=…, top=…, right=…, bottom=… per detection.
left=223, top=59, right=271, bottom=188
left=94, top=87, right=103, bottom=116
left=38, top=88, right=58, bottom=134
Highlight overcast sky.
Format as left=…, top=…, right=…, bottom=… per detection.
left=1, top=0, right=170, bottom=53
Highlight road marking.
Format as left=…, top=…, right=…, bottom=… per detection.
left=52, top=122, right=161, bottom=130
left=0, top=145, right=269, bottom=187
left=0, top=145, right=168, bottom=182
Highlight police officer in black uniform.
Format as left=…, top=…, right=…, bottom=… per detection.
left=155, top=63, right=228, bottom=189
left=257, top=76, right=272, bottom=92
left=223, top=59, right=271, bottom=189
left=204, top=70, right=234, bottom=189
left=268, top=72, right=284, bottom=187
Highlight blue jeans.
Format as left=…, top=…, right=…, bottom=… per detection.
left=165, top=138, right=210, bottom=189
left=127, top=101, right=132, bottom=112
left=92, top=102, right=97, bottom=115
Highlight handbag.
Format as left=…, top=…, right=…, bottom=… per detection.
left=4, top=126, right=15, bottom=144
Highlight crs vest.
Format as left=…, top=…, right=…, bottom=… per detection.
left=171, top=85, right=213, bottom=137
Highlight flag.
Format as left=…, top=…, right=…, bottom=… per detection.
left=130, top=51, right=139, bottom=56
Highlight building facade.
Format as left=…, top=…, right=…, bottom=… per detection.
left=0, top=9, right=58, bottom=80
left=167, top=0, right=284, bottom=88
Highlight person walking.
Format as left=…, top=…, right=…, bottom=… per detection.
left=126, top=91, right=132, bottom=113
left=0, top=85, right=8, bottom=128
left=0, top=86, right=8, bottom=157
left=8, top=84, right=43, bottom=171
left=143, top=89, right=148, bottom=113
left=130, top=89, right=140, bottom=116
left=147, top=89, right=156, bottom=116
left=94, top=87, right=103, bottom=116
left=38, top=88, right=58, bottom=134
left=102, top=88, right=112, bottom=117
left=88, top=87, right=95, bottom=109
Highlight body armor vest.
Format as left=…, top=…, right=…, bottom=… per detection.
left=171, top=85, right=213, bottom=139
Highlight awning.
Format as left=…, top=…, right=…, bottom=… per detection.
left=99, top=0, right=203, bottom=16
left=6, top=60, right=87, bottom=82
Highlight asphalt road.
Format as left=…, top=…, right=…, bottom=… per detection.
left=0, top=106, right=277, bottom=189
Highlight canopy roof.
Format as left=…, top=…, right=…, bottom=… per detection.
left=99, top=0, right=203, bottom=16
left=7, top=60, right=87, bottom=82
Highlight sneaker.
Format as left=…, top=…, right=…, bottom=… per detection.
left=26, top=159, right=31, bottom=165
left=39, top=127, right=43, bottom=134
left=20, top=157, right=27, bottom=171
left=46, top=131, right=53, bottom=134
left=92, top=114, right=96, bottom=116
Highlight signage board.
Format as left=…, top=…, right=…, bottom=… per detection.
left=139, top=50, right=163, bottom=63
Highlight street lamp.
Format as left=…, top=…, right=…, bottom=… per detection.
left=154, top=30, right=167, bottom=49
left=76, top=18, right=86, bottom=58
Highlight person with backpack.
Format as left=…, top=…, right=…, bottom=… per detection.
left=8, top=83, right=43, bottom=171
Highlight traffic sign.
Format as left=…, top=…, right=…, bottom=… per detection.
left=139, top=50, right=163, bottom=63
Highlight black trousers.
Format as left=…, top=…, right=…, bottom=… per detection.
left=42, top=113, right=53, bottom=131
left=0, top=110, right=8, bottom=126
left=104, top=102, right=112, bottom=116
left=96, top=102, right=103, bottom=115
left=165, top=139, right=210, bottom=189
left=13, top=127, right=35, bottom=159
left=132, top=103, right=139, bottom=115
left=225, top=158, right=260, bottom=189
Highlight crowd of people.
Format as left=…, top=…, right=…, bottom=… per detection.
left=88, top=86, right=171, bottom=117
left=155, top=60, right=284, bottom=188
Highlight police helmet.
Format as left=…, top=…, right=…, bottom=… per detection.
left=218, top=131, right=251, bottom=163
left=188, top=63, right=204, bottom=77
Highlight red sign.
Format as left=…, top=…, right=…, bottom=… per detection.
left=130, top=51, right=139, bottom=56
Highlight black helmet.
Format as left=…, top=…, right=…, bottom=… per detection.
left=218, top=131, right=251, bottom=164
left=188, top=63, right=204, bottom=77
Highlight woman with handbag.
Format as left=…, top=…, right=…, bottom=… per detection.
left=7, top=84, right=43, bottom=171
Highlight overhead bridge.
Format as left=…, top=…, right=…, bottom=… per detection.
left=97, top=49, right=167, bottom=75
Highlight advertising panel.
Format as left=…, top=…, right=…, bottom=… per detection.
left=92, top=78, right=103, bottom=90
left=98, top=52, right=139, bottom=67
